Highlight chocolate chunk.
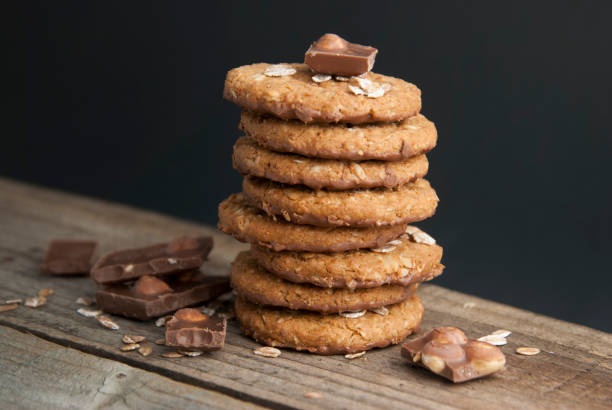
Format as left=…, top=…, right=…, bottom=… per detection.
left=305, top=34, right=378, bottom=77
left=91, top=236, right=213, bottom=285
left=401, top=327, right=506, bottom=383
left=40, top=239, right=97, bottom=275
left=95, top=271, right=229, bottom=320
left=165, top=308, right=226, bottom=351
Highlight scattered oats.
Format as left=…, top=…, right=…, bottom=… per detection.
left=339, top=310, right=366, bottom=319
left=138, top=345, right=153, bottom=357
left=123, top=335, right=145, bottom=344
left=312, top=74, right=331, bottom=83
left=463, top=302, right=476, bottom=309
left=348, top=85, right=367, bottom=96
left=154, top=338, right=166, bottom=345
left=478, top=335, right=507, bottom=346
left=366, top=87, right=385, bottom=98
left=345, top=351, right=366, bottom=359
left=411, top=231, right=436, bottom=245
left=371, top=306, right=389, bottom=316
left=253, top=346, right=281, bottom=358
left=516, top=347, right=540, bottom=356
left=25, top=297, right=47, bottom=308
left=0, top=304, right=18, bottom=312
left=335, top=75, right=350, bottom=81
left=124, top=264, right=134, bottom=273
left=491, top=329, right=512, bottom=338
left=162, top=351, right=185, bottom=358
left=121, top=343, right=140, bottom=352
left=5, top=299, right=22, bottom=305
left=201, top=307, right=216, bottom=316
left=386, top=239, right=403, bottom=246
left=75, top=297, right=93, bottom=306
left=179, top=350, right=203, bottom=357
left=167, top=258, right=177, bottom=265
left=264, top=65, right=296, bottom=77
left=370, top=245, right=396, bottom=253
left=405, top=226, right=420, bottom=235
left=77, top=308, right=102, bottom=317
left=96, top=315, right=120, bottom=330
left=155, top=315, right=172, bottom=327
left=355, top=78, right=388, bottom=98
left=304, top=392, right=323, bottom=399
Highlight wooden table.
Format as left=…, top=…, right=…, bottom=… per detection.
left=0, top=177, right=610, bottom=409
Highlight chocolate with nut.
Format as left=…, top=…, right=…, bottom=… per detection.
left=91, top=236, right=213, bottom=285
left=401, top=327, right=506, bottom=383
left=165, top=308, right=226, bottom=351
left=40, top=239, right=97, bottom=275
left=305, top=33, right=378, bottom=76
left=95, top=271, right=229, bottom=320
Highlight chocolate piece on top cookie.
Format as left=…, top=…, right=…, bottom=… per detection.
left=165, top=308, right=226, bottom=351
left=233, top=136, right=429, bottom=190
left=242, top=176, right=439, bottom=227
left=218, top=193, right=408, bottom=252
left=40, top=239, right=97, bottom=275
left=223, top=63, right=421, bottom=124
left=91, top=236, right=213, bottom=285
left=401, top=327, right=506, bottom=383
left=231, top=251, right=417, bottom=313
left=95, top=272, right=229, bottom=320
left=304, top=33, right=378, bottom=77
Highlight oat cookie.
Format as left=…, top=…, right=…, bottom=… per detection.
left=224, top=63, right=421, bottom=124
left=240, top=111, right=437, bottom=161
left=235, top=294, right=423, bottom=355
left=243, top=176, right=438, bottom=227
left=233, top=137, right=428, bottom=190
left=218, top=193, right=408, bottom=252
left=231, top=251, right=416, bottom=313
left=251, top=227, right=443, bottom=289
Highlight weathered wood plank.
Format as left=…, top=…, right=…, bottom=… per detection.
left=0, top=177, right=611, bottom=409
left=0, top=325, right=263, bottom=410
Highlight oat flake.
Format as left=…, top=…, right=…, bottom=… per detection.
left=162, top=351, right=185, bottom=358
left=97, top=315, right=120, bottom=330
left=312, top=74, right=331, bottom=83
left=339, top=310, right=366, bottom=319
left=77, top=308, right=102, bottom=317
left=75, top=297, right=93, bottom=306
left=264, top=65, right=296, bottom=77
left=491, top=329, right=512, bottom=338
left=138, top=345, right=153, bottom=357
left=25, top=297, right=46, bottom=308
left=345, top=351, right=366, bottom=359
left=516, top=347, right=540, bottom=356
left=179, top=350, right=203, bottom=357
left=478, top=335, right=507, bottom=346
left=253, top=346, right=281, bottom=358
left=371, top=306, right=389, bottom=316
left=121, top=343, right=140, bottom=352
left=123, top=335, right=146, bottom=344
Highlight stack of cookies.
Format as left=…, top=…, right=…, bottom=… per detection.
left=219, top=34, right=444, bottom=355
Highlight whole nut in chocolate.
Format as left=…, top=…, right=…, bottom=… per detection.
left=401, top=327, right=506, bottom=383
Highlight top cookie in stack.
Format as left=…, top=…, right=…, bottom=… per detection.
left=219, top=34, right=444, bottom=355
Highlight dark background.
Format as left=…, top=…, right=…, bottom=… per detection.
left=9, top=2, right=611, bottom=331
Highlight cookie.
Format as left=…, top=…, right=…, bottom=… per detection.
left=233, top=136, right=429, bottom=190
left=240, top=111, right=437, bottom=161
left=243, top=176, right=439, bottom=227
left=251, top=226, right=444, bottom=289
left=224, top=63, right=421, bottom=124
left=235, top=294, right=423, bottom=355
left=218, top=193, right=408, bottom=252
left=231, top=251, right=416, bottom=313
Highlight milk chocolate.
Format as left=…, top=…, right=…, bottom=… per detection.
left=91, top=236, right=213, bottom=285
left=305, top=34, right=378, bottom=76
left=401, top=327, right=506, bottom=383
left=40, top=239, right=97, bottom=275
left=95, top=271, right=229, bottom=320
left=165, top=308, right=226, bottom=351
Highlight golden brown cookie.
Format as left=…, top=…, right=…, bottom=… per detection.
left=231, top=251, right=417, bottom=313
left=224, top=63, right=421, bottom=124
left=233, top=136, right=429, bottom=190
left=235, top=294, right=424, bottom=355
left=240, top=111, right=437, bottom=161
left=243, top=176, right=439, bottom=227
left=218, top=193, right=408, bottom=252
left=250, top=226, right=444, bottom=289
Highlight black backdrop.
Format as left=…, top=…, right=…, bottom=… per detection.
left=9, top=1, right=612, bottom=331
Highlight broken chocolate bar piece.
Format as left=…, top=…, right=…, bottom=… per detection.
left=305, top=33, right=378, bottom=77
left=401, top=327, right=506, bottom=383
left=40, top=239, right=97, bottom=275
left=91, top=236, right=213, bottom=285
left=95, top=271, right=229, bottom=320
left=165, top=308, right=226, bottom=351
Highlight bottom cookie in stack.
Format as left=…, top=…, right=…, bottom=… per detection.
left=230, top=251, right=427, bottom=355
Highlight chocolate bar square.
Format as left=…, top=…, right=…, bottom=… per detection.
left=165, top=308, right=226, bottom=351
left=40, top=239, right=97, bottom=275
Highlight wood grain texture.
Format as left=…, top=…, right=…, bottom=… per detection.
left=0, top=325, right=263, bottom=410
left=0, top=177, right=611, bottom=409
